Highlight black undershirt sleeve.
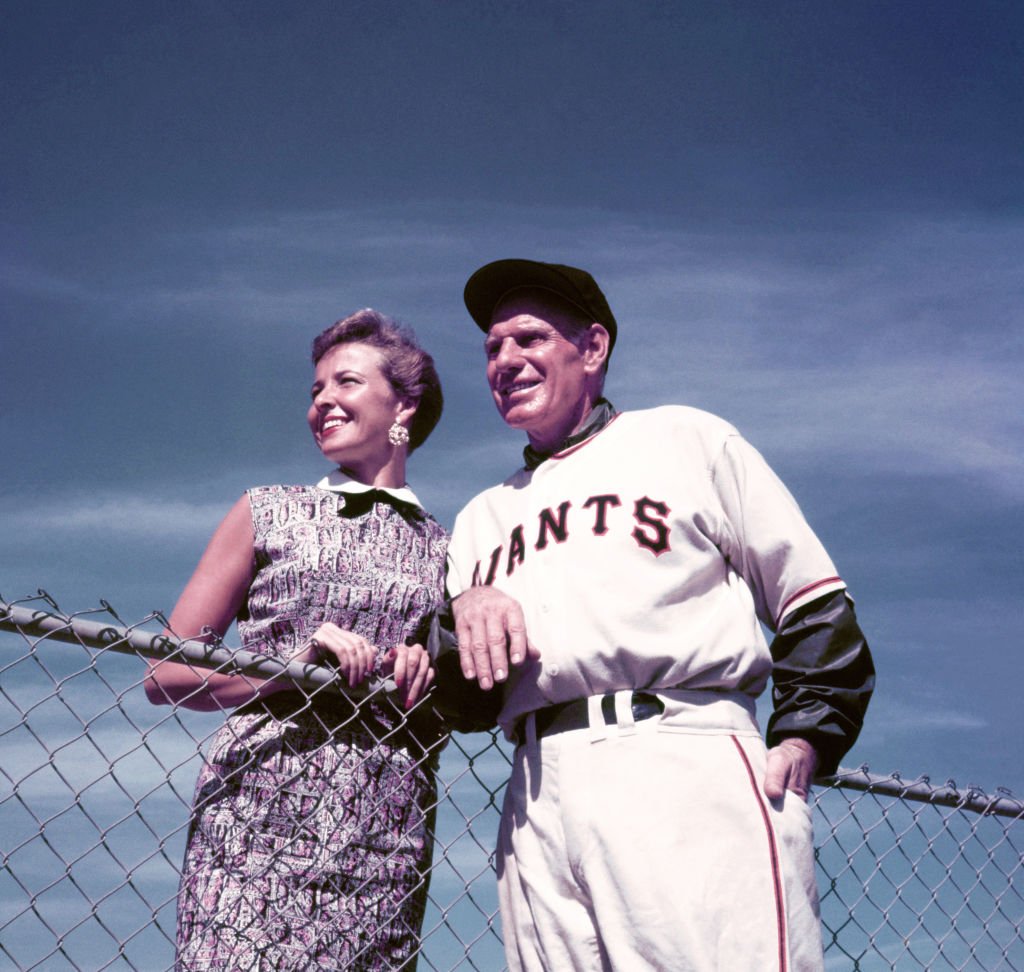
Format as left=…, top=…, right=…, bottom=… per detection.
left=767, top=589, right=875, bottom=777
left=422, top=605, right=504, bottom=734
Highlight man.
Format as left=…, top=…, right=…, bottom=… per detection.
left=445, top=258, right=874, bottom=971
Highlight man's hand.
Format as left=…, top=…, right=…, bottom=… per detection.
left=452, top=587, right=537, bottom=690
left=763, top=737, right=819, bottom=802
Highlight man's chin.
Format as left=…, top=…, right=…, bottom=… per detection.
left=497, top=406, right=538, bottom=432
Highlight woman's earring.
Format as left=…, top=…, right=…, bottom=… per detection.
left=388, top=422, right=410, bottom=446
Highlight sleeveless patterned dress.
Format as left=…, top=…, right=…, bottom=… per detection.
left=175, top=485, right=449, bottom=971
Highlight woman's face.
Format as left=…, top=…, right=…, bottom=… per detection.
left=307, top=342, right=411, bottom=481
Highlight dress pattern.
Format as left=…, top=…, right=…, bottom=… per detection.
left=176, top=485, right=449, bottom=971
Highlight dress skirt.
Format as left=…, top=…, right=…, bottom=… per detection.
left=175, top=699, right=439, bottom=971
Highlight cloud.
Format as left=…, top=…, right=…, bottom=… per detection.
left=0, top=494, right=227, bottom=541
left=6, top=201, right=1020, bottom=528
left=589, top=213, right=1023, bottom=499
left=868, top=704, right=988, bottom=733
left=701, top=357, right=1021, bottom=491
left=0, top=260, right=96, bottom=302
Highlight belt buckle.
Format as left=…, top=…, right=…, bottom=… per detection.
left=629, top=692, right=664, bottom=723
left=600, top=691, right=664, bottom=727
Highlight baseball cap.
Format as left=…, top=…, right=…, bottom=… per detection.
left=463, top=258, right=618, bottom=355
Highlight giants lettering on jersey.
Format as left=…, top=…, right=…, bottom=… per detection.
left=470, top=493, right=672, bottom=586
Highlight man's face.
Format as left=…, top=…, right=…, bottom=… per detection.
left=484, top=293, right=593, bottom=452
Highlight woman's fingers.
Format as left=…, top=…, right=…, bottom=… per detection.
left=389, top=643, right=435, bottom=708
left=388, top=645, right=408, bottom=691
left=336, top=633, right=377, bottom=687
left=405, top=648, right=434, bottom=708
left=298, top=627, right=439, bottom=703
left=303, top=624, right=378, bottom=686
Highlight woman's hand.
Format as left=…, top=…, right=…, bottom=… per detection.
left=381, top=642, right=435, bottom=709
left=294, top=623, right=379, bottom=689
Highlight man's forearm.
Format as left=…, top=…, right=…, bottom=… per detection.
left=767, top=590, right=875, bottom=776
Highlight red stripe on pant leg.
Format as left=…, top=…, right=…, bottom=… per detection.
left=731, top=735, right=787, bottom=972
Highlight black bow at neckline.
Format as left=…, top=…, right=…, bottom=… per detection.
left=337, top=489, right=421, bottom=519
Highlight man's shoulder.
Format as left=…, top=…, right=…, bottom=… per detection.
left=451, top=406, right=740, bottom=518
left=618, top=404, right=740, bottom=442
left=453, top=467, right=530, bottom=521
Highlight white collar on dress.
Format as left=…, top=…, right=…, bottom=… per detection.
left=315, top=469, right=423, bottom=509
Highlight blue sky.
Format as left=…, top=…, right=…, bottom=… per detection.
left=2, top=0, right=1022, bottom=805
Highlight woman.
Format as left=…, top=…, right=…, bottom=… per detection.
left=145, top=309, right=448, bottom=971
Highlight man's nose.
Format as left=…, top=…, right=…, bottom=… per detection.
left=493, top=339, right=522, bottom=370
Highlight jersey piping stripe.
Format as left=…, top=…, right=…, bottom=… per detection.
left=730, top=735, right=788, bottom=972
left=548, top=412, right=623, bottom=462
left=776, top=576, right=843, bottom=628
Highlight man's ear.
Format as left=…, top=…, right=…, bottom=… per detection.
left=581, top=323, right=610, bottom=375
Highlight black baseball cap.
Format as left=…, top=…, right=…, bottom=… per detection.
left=463, top=258, right=618, bottom=355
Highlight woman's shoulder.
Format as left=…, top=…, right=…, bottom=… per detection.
left=244, top=483, right=327, bottom=504
left=243, top=484, right=334, bottom=524
left=245, top=483, right=316, bottom=496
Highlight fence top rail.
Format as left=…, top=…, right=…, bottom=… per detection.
left=4, top=595, right=1021, bottom=820
left=820, top=765, right=1023, bottom=819
left=0, top=595, right=398, bottom=703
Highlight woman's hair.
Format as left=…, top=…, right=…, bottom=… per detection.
left=311, top=309, right=443, bottom=451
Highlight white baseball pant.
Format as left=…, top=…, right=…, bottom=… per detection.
left=496, top=689, right=824, bottom=971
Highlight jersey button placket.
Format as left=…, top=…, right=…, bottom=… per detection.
left=531, top=468, right=573, bottom=693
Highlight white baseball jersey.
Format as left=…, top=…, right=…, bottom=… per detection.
left=446, top=405, right=846, bottom=738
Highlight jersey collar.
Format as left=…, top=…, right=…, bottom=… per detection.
left=522, top=398, right=618, bottom=470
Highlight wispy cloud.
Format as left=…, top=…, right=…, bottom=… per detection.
left=868, top=703, right=988, bottom=733
left=689, top=357, right=1022, bottom=492
left=5, top=200, right=1021, bottom=533
left=1, top=494, right=227, bottom=541
left=1, top=261, right=97, bottom=301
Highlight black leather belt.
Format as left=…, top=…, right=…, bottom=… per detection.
left=526, top=692, right=665, bottom=740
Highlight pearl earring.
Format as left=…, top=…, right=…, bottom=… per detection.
left=388, top=422, right=410, bottom=446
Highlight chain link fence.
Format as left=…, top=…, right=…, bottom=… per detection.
left=2, top=592, right=1021, bottom=971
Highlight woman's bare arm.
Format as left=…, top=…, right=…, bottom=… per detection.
left=144, top=494, right=293, bottom=711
